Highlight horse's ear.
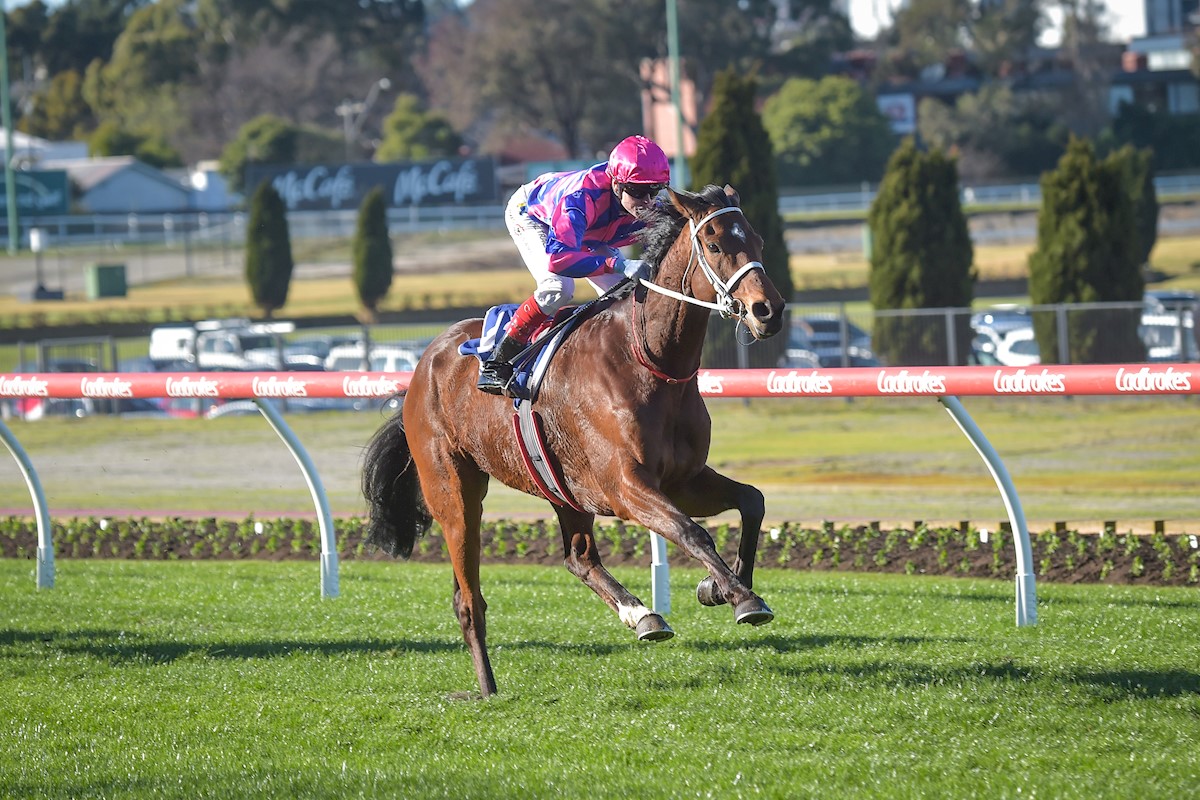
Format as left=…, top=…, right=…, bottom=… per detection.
left=669, top=187, right=702, bottom=217
left=723, top=184, right=741, bottom=207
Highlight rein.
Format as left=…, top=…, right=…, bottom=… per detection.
left=630, top=298, right=699, bottom=385
left=628, top=204, right=765, bottom=385
left=637, top=205, right=765, bottom=323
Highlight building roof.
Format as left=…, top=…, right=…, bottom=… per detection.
left=37, top=156, right=189, bottom=194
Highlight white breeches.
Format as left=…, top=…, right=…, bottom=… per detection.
left=505, top=186, right=625, bottom=314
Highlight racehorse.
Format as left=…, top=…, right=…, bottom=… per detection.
left=362, top=184, right=786, bottom=697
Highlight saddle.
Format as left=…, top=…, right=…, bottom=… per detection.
left=458, top=280, right=636, bottom=509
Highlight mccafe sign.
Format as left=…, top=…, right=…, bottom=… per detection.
left=245, top=157, right=497, bottom=211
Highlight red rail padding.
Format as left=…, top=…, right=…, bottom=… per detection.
left=0, top=364, right=1195, bottom=401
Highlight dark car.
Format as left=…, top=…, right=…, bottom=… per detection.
left=786, top=315, right=879, bottom=367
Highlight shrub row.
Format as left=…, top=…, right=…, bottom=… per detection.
left=2, top=516, right=1198, bottom=587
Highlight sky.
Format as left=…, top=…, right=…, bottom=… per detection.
left=847, top=0, right=1148, bottom=45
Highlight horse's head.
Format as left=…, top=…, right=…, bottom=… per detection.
left=649, top=184, right=785, bottom=340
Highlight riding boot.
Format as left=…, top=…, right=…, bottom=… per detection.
left=476, top=333, right=528, bottom=396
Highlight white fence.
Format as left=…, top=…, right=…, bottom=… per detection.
left=3, top=364, right=1199, bottom=625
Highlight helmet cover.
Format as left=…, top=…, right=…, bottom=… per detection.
left=606, top=135, right=670, bottom=185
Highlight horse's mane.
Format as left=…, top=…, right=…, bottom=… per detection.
left=637, top=184, right=733, bottom=277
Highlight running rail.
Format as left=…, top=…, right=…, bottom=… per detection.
left=2, top=364, right=1196, bottom=624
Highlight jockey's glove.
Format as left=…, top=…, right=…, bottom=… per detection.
left=621, top=259, right=649, bottom=282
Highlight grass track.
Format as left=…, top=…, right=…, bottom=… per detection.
left=3, top=560, right=1199, bottom=798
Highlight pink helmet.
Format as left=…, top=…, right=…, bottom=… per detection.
left=606, top=135, right=670, bottom=185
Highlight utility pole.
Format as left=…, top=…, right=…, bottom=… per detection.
left=665, top=0, right=688, bottom=190
left=0, top=2, right=18, bottom=254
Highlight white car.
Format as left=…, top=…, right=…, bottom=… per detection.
left=1140, top=312, right=1197, bottom=362
left=972, top=325, right=1040, bottom=367
left=324, top=344, right=420, bottom=372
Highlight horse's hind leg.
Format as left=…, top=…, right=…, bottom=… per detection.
left=672, top=466, right=766, bottom=609
left=554, top=506, right=673, bottom=641
left=417, top=449, right=497, bottom=698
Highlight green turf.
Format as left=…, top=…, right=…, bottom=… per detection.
left=2, top=559, right=1198, bottom=798
left=2, top=397, right=1197, bottom=527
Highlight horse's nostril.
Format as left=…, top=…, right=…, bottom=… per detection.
left=752, top=301, right=773, bottom=322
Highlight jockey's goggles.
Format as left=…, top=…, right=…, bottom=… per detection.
left=622, top=183, right=667, bottom=200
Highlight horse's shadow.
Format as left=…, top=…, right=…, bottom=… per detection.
left=1, top=628, right=463, bottom=663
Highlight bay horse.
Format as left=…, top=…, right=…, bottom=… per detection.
left=362, top=184, right=786, bottom=697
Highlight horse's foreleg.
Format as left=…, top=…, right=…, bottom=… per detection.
left=671, top=466, right=766, bottom=607
left=554, top=506, right=673, bottom=641
left=621, top=476, right=773, bottom=626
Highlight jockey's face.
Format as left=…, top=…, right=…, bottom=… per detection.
left=617, top=183, right=665, bottom=218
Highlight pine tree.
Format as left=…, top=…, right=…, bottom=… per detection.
left=352, top=187, right=394, bottom=322
left=867, top=137, right=975, bottom=365
left=689, top=67, right=793, bottom=367
left=244, top=182, right=294, bottom=319
left=1028, top=137, right=1144, bottom=363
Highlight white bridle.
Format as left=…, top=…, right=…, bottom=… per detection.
left=637, top=205, right=765, bottom=321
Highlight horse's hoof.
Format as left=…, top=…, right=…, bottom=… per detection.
left=734, top=597, right=774, bottom=626
left=696, top=577, right=727, bottom=607
left=636, top=614, right=674, bottom=641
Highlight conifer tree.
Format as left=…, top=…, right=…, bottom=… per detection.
left=244, top=182, right=294, bottom=319
left=867, top=137, right=975, bottom=365
left=352, top=187, right=394, bottom=322
left=1028, top=138, right=1144, bottom=363
left=689, top=67, right=793, bottom=367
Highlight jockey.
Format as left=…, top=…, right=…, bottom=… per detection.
left=477, top=134, right=671, bottom=395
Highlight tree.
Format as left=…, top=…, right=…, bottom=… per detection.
left=689, top=68, right=793, bottom=368
left=219, top=115, right=298, bottom=195
left=867, top=138, right=975, bottom=366
left=353, top=187, right=394, bottom=322
left=19, top=70, right=95, bottom=141
left=88, top=120, right=182, bottom=168
left=374, top=94, right=462, bottom=161
left=917, top=85, right=1071, bottom=180
left=1112, top=144, right=1158, bottom=270
left=418, top=0, right=776, bottom=158
left=761, top=76, right=895, bottom=187
left=82, top=0, right=201, bottom=151
left=245, top=182, right=294, bottom=319
left=1028, top=137, right=1144, bottom=364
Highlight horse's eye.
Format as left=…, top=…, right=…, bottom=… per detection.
left=707, top=242, right=720, bottom=254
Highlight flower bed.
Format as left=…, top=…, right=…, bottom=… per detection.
left=2, top=516, right=1198, bottom=586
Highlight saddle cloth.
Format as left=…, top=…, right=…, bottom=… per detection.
left=458, top=304, right=576, bottom=403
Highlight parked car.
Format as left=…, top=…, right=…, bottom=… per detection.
left=970, top=305, right=1032, bottom=335
left=283, top=334, right=362, bottom=368
left=149, top=318, right=297, bottom=370
left=324, top=344, right=421, bottom=372
left=1144, top=289, right=1198, bottom=314
left=785, top=315, right=878, bottom=367
left=1139, top=312, right=1198, bottom=362
left=970, top=325, right=1041, bottom=367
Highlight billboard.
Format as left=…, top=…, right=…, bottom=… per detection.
left=0, top=170, right=70, bottom=216
left=244, top=157, right=498, bottom=211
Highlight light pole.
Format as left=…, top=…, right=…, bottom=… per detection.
left=665, top=0, right=687, bottom=189
left=0, top=2, right=17, bottom=254
left=335, top=77, right=391, bottom=162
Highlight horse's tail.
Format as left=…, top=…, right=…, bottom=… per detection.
left=361, top=409, right=432, bottom=559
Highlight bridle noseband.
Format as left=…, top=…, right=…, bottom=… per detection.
left=637, top=205, right=766, bottom=323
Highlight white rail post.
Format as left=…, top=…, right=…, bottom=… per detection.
left=0, top=419, right=54, bottom=589
left=650, top=532, right=670, bottom=615
left=253, top=399, right=339, bottom=599
left=939, top=395, right=1037, bottom=626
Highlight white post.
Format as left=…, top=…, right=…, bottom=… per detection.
left=650, top=532, right=670, bottom=615
left=939, top=396, right=1037, bottom=626
left=254, top=399, right=339, bottom=599
left=0, top=419, right=54, bottom=588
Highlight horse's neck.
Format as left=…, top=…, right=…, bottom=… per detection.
left=639, top=232, right=710, bottom=371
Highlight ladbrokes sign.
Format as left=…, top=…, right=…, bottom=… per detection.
left=245, top=158, right=497, bottom=211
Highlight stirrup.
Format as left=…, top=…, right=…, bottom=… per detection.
left=476, top=362, right=513, bottom=396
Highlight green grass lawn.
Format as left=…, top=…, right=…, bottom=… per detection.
left=2, top=559, right=1198, bottom=798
